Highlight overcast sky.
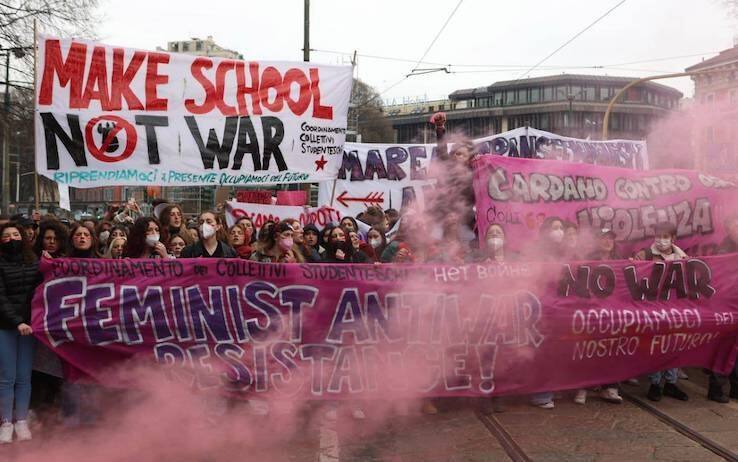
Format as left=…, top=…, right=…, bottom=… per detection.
left=98, top=0, right=736, bottom=104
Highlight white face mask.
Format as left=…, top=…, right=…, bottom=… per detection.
left=487, top=237, right=504, bottom=250
left=145, top=234, right=160, bottom=248
left=200, top=223, right=216, bottom=239
left=549, top=229, right=564, bottom=243
left=98, top=230, right=110, bottom=244
left=655, top=238, right=672, bottom=251
left=369, top=238, right=382, bottom=249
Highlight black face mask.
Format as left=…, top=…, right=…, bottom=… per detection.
left=1, top=239, right=22, bottom=255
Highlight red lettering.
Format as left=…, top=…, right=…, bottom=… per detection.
left=145, top=52, right=169, bottom=111
left=310, top=68, right=333, bottom=119
left=282, top=69, right=311, bottom=115
left=80, top=46, right=111, bottom=109
left=236, top=62, right=262, bottom=116
left=110, top=48, right=145, bottom=110
left=215, top=61, right=237, bottom=116
left=260, top=66, right=284, bottom=112
left=185, top=58, right=216, bottom=114
left=38, top=40, right=87, bottom=106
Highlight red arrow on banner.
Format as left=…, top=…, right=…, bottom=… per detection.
left=336, top=191, right=384, bottom=208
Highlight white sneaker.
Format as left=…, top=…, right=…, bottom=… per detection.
left=600, top=388, right=623, bottom=404
left=14, top=420, right=32, bottom=441
left=678, top=369, right=689, bottom=380
left=574, top=389, right=587, bottom=405
left=536, top=401, right=555, bottom=409
left=351, top=408, right=366, bottom=420
left=625, top=378, right=639, bottom=386
left=0, top=422, right=13, bottom=444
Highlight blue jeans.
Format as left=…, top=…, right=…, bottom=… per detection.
left=0, top=329, right=36, bottom=423
left=530, top=391, right=553, bottom=405
left=649, top=368, right=678, bottom=385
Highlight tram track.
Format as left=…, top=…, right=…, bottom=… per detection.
left=475, top=410, right=532, bottom=462
left=621, top=390, right=738, bottom=462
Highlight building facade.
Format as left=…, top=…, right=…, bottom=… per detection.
left=387, top=74, right=682, bottom=144
left=685, top=42, right=738, bottom=175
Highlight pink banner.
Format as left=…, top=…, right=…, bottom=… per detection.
left=224, top=200, right=342, bottom=229
left=32, top=256, right=738, bottom=397
left=473, top=155, right=738, bottom=257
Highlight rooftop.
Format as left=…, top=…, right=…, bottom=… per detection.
left=449, top=73, right=683, bottom=100
left=686, top=45, right=738, bottom=71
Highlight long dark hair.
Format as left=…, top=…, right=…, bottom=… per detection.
left=68, top=223, right=100, bottom=258
left=160, top=204, right=194, bottom=246
left=0, top=222, right=37, bottom=263
left=324, top=225, right=356, bottom=260
left=124, top=217, right=161, bottom=258
left=33, top=219, right=70, bottom=257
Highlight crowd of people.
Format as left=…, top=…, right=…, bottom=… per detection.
left=0, top=112, right=737, bottom=445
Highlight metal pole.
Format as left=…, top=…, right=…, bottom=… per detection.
left=1, top=51, right=10, bottom=214
left=601, top=68, right=727, bottom=140
left=303, top=0, right=310, bottom=62
left=33, top=19, right=39, bottom=211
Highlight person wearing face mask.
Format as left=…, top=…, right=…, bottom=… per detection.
left=123, top=217, right=170, bottom=259
left=634, top=222, right=690, bottom=402
left=94, top=221, right=113, bottom=255
left=480, top=224, right=515, bottom=263
left=323, top=226, right=370, bottom=263
left=250, top=222, right=304, bottom=263
left=706, top=216, right=738, bottom=403
left=366, top=227, right=387, bottom=262
left=181, top=211, right=237, bottom=258
left=0, top=223, right=40, bottom=443
left=283, top=219, right=321, bottom=263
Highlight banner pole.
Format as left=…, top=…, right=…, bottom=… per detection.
left=33, top=19, right=39, bottom=212
left=328, top=179, right=337, bottom=206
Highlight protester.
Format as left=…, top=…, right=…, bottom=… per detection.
left=384, top=209, right=400, bottom=231
left=634, top=222, right=689, bottom=402
left=284, top=219, right=321, bottom=263
left=81, top=218, right=97, bottom=234
left=114, top=198, right=143, bottom=225
left=303, top=223, right=323, bottom=256
left=33, top=220, right=69, bottom=258
left=0, top=222, right=40, bottom=443
left=360, top=206, right=388, bottom=234
left=250, top=221, right=303, bottom=263
left=235, top=216, right=257, bottom=245
left=228, top=224, right=253, bottom=259
left=104, top=237, right=127, bottom=259
left=14, top=217, right=37, bottom=247
left=110, top=224, right=129, bottom=241
left=68, top=223, right=100, bottom=258
left=366, top=227, right=387, bottom=262
left=181, top=211, right=236, bottom=258
left=160, top=204, right=195, bottom=247
left=349, top=230, right=375, bottom=261
left=340, top=216, right=360, bottom=234
left=480, top=223, right=512, bottom=263
left=707, top=216, right=738, bottom=403
left=123, top=217, right=170, bottom=259
left=323, top=226, right=370, bottom=263
left=381, top=216, right=417, bottom=263
left=185, top=223, right=200, bottom=243
left=167, top=235, right=186, bottom=258
left=586, top=228, right=619, bottom=260
left=95, top=221, right=113, bottom=255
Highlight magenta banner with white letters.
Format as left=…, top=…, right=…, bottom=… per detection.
left=32, top=256, right=738, bottom=398
left=473, top=155, right=738, bottom=257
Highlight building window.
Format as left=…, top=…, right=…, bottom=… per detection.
left=531, top=87, right=541, bottom=103
left=505, top=90, right=515, bottom=105
left=539, top=113, right=549, bottom=130
left=543, top=86, right=553, bottom=101
left=570, top=85, right=582, bottom=99
left=517, top=88, right=527, bottom=104
left=583, top=86, right=595, bottom=101
left=556, top=86, right=568, bottom=101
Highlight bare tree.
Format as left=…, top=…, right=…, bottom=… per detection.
left=0, top=0, right=99, bottom=84
left=350, top=79, right=395, bottom=143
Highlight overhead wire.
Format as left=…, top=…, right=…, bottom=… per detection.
left=513, top=0, right=628, bottom=82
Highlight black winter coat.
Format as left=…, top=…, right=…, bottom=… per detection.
left=0, top=254, right=41, bottom=330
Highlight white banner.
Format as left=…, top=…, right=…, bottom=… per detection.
left=319, top=127, right=648, bottom=218
left=35, top=36, right=353, bottom=187
left=225, top=200, right=343, bottom=230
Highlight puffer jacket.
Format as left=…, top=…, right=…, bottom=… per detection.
left=0, top=253, right=41, bottom=330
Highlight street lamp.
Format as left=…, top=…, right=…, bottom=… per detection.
left=556, top=88, right=586, bottom=134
